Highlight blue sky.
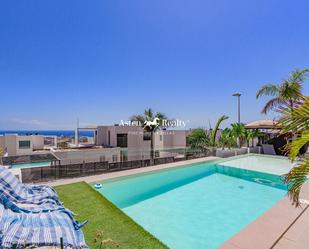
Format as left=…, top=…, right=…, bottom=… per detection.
left=0, top=0, right=308, bottom=130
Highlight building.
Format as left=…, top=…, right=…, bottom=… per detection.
left=92, top=125, right=187, bottom=161
left=69, top=125, right=188, bottom=163
left=52, top=147, right=121, bottom=165
left=0, top=134, right=45, bottom=156
left=95, top=125, right=148, bottom=148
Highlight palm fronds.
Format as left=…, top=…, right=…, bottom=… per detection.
left=279, top=97, right=309, bottom=135
left=187, top=128, right=210, bottom=151
left=210, top=115, right=229, bottom=146
left=130, top=115, right=145, bottom=124
left=144, top=108, right=154, bottom=120
left=219, top=128, right=236, bottom=149
left=256, top=68, right=308, bottom=114
left=279, top=96, right=309, bottom=205
left=256, top=84, right=279, bottom=99
left=261, top=97, right=286, bottom=114
left=284, top=157, right=309, bottom=206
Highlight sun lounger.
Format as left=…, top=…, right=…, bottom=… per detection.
left=0, top=192, right=67, bottom=214
left=0, top=166, right=59, bottom=204
left=261, top=144, right=277, bottom=155
left=0, top=202, right=88, bottom=248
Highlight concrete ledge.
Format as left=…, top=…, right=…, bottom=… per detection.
left=220, top=183, right=309, bottom=249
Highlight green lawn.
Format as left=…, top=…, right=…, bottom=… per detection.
left=55, top=182, right=167, bottom=249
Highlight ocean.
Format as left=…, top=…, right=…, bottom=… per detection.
left=0, top=130, right=94, bottom=137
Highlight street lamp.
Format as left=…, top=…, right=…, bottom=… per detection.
left=232, top=93, right=241, bottom=124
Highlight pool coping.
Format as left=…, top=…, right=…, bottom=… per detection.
left=45, top=153, right=292, bottom=187
left=220, top=182, right=309, bottom=249
left=215, top=153, right=294, bottom=164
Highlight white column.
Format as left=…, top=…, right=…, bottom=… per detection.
left=75, top=118, right=79, bottom=147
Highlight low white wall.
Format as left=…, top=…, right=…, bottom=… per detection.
left=32, top=135, right=44, bottom=150
left=54, top=147, right=121, bottom=164
left=216, top=146, right=261, bottom=158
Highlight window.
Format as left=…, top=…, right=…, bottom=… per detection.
left=108, top=130, right=111, bottom=145
left=19, top=140, right=31, bottom=149
left=155, top=150, right=160, bottom=158
left=159, top=135, right=163, bottom=141
left=143, top=132, right=151, bottom=140
left=117, top=134, right=128, bottom=148
left=112, top=155, right=118, bottom=162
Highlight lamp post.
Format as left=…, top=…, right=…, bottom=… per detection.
left=232, top=93, right=242, bottom=148
left=232, top=93, right=241, bottom=124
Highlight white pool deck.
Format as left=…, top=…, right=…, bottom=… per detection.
left=44, top=154, right=308, bottom=249
left=218, top=154, right=295, bottom=175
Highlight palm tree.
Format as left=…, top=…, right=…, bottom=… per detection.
left=0, top=147, right=4, bottom=157
left=244, top=129, right=253, bottom=147
left=187, top=128, right=210, bottom=152
left=279, top=97, right=309, bottom=205
left=210, top=115, right=229, bottom=147
left=131, top=108, right=167, bottom=162
left=231, top=123, right=245, bottom=148
left=251, top=129, right=264, bottom=147
left=256, top=68, right=309, bottom=114
left=0, top=147, right=4, bottom=165
left=219, top=128, right=236, bottom=149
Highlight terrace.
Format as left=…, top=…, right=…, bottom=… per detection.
left=49, top=156, right=309, bottom=249
left=1, top=117, right=308, bottom=248
left=1, top=116, right=308, bottom=248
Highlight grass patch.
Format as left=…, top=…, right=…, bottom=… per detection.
left=55, top=182, right=167, bottom=249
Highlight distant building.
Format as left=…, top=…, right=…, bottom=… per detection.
left=0, top=125, right=187, bottom=164
left=0, top=134, right=45, bottom=156
left=93, top=125, right=187, bottom=161
left=94, top=125, right=186, bottom=148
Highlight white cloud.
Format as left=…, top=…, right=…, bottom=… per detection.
left=10, top=118, right=49, bottom=127
left=2, top=118, right=74, bottom=130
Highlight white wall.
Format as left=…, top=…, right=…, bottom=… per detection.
left=4, top=134, right=17, bottom=156
left=96, top=125, right=148, bottom=149
left=155, top=130, right=187, bottom=149
left=54, top=147, right=121, bottom=164
left=0, top=134, right=45, bottom=156
left=16, top=136, right=33, bottom=155
left=32, top=135, right=44, bottom=150
left=95, top=126, right=187, bottom=160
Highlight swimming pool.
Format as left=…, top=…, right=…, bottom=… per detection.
left=11, top=161, right=51, bottom=169
left=95, top=160, right=287, bottom=249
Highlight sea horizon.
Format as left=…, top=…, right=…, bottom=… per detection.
left=0, top=130, right=94, bottom=137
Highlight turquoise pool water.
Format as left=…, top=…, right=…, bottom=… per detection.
left=96, top=163, right=287, bottom=249
left=11, top=161, right=51, bottom=169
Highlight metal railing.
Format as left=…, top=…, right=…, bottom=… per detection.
left=20, top=156, right=181, bottom=183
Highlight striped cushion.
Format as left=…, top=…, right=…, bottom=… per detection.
left=0, top=203, right=88, bottom=248
left=0, top=167, right=59, bottom=204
